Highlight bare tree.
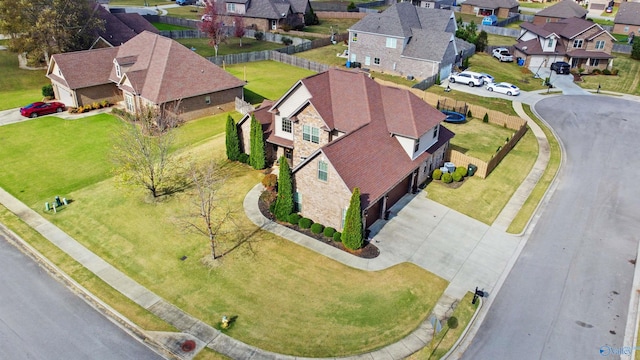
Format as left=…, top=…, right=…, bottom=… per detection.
left=112, top=104, right=182, bottom=198
left=233, top=15, right=245, bottom=47
left=185, top=161, right=252, bottom=260
left=199, top=2, right=226, bottom=56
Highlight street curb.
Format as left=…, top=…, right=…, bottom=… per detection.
left=0, top=222, right=177, bottom=360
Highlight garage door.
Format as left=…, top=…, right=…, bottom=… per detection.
left=57, top=86, right=75, bottom=107
left=528, top=56, right=547, bottom=69
left=439, top=64, right=452, bottom=81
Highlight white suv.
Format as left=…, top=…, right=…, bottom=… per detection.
left=449, top=71, right=485, bottom=87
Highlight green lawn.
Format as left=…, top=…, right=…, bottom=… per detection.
left=487, top=33, right=518, bottom=46
left=175, top=37, right=285, bottom=58
left=578, top=54, right=640, bottom=96
left=225, top=61, right=316, bottom=103
left=295, top=42, right=349, bottom=67
left=611, top=33, right=629, bottom=43
left=506, top=104, right=561, bottom=234
left=425, top=127, right=538, bottom=225
left=108, top=0, right=174, bottom=5
left=0, top=50, right=48, bottom=110
left=0, top=113, right=448, bottom=357
left=165, top=5, right=205, bottom=19
left=456, top=52, right=546, bottom=92
left=304, top=18, right=360, bottom=35
left=428, top=86, right=519, bottom=116
left=445, top=119, right=517, bottom=162
left=152, top=22, right=193, bottom=31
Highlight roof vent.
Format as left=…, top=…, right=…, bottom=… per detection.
left=522, top=46, right=527, bottom=50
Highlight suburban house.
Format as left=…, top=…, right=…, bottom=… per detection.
left=237, top=69, right=454, bottom=230
left=587, top=0, right=609, bottom=17
left=532, top=0, right=588, bottom=25
left=219, top=0, right=312, bottom=31
left=400, top=0, right=455, bottom=10
left=513, top=16, right=615, bottom=72
left=91, top=5, right=160, bottom=48
left=613, top=2, right=640, bottom=37
left=459, top=0, right=519, bottom=18
left=347, top=3, right=471, bottom=81
left=46, top=31, right=245, bottom=121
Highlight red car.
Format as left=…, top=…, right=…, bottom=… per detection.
left=20, top=101, right=66, bottom=118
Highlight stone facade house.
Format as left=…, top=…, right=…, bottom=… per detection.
left=613, top=2, right=640, bottom=37
left=460, top=0, right=519, bottom=18
left=46, top=31, right=245, bottom=121
left=532, top=0, right=588, bottom=25
left=219, top=0, right=312, bottom=32
left=347, top=3, right=468, bottom=81
left=238, top=69, right=454, bottom=230
left=514, top=17, right=615, bottom=72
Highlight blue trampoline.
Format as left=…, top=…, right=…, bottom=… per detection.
left=441, top=110, right=466, bottom=123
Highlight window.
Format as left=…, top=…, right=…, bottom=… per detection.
left=625, top=26, right=630, bottom=33
left=205, top=95, right=211, bottom=104
left=294, top=192, right=302, bottom=212
left=227, top=3, right=236, bottom=12
left=318, top=161, right=328, bottom=181
left=125, top=93, right=134, bottom=112
left=115, top=64, right=121, bottom=78
left=433, top=124, right=439, bottom=139
left=546, top=18, right=551, bottom=23
left=386, top=37, right=397, bottom=48
left=352, top=33, right=357, bottom=42
left=365, top=56, right=371, bottom=66
left=414, top=138, right=420, bottom=153
left=303, top=125, right=319, bottom=144
left=282, top=117, right=292, bottom=133
left=547, top=38, right=554, bottom=48
left=374, top=57, right=380, bottom=65
left=573, top=39, right=583, bottom=48
left=592, top=58, right=600, bottom=66
left=595, top=40, right=605, bottom=50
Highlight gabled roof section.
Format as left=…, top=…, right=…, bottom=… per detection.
left=349, top=3, right=453, bottom=38
left=614, top=2, right=640, bottom=27
left=462, top=0, right=519, bottom=9
left=47, top=47, right=119, bottom=89
left=382, top=85, right=445, bottom=138
left=554, top=17, right=600, bottom=39
left=245, top=0, right=296, bottom=19
left=108, top=31, right=244, bottom=104
left=536, top=0, right=588, bottom=19
left=402, top=30, right=455, bottom=63
left=94, top=5, right=159, bottom=47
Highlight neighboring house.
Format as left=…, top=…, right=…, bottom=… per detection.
left=91, top=5, right=160, bottom=48
left=587, top=0, right=609, bottom=17
left=514, top=17, right=615, bottom=72
left=347, top=3, right=468, bottom=81
left=532, top=0, right=588, bottom=25
left=219, top=0, right=312, bottom=32
left=460, top=0, right=519, bottom=18
left=46, top=31, right=245, bottom=121
left=238, top=69, right=454, bottom=230
left=401, top=0, right=455, bottom=10
left=613, top=2, right=640, bottom=36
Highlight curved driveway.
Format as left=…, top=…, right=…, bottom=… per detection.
left=463, top=95, right=640, bottom=359
left=0, top=228, right=163, bottom=360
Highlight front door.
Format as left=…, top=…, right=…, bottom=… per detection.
left=271, top=20, right=277, bottom=30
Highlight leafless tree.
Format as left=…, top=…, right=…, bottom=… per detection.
left=184, top=161, right=254, bottom=260
left=112, top=104, right=183, bottom=198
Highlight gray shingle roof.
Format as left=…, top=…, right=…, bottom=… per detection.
left=536, top=0, right=588, bottom=19
left=244, top=0, right=308, bottom=19
left=462, top=0, right=519, bottom=9
left=403, top=30, right=455, bottom=63
left=615, top=2, right=640, bottom=27
left=350, top=3, right=453, bottom=37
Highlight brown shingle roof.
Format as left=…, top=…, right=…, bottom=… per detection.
left=535, top=0, right=588, bottom=19
left=615, top=2, right=640, bottom=27
left=95, top=5, right=159, bottom=47
left=47, top=47, right=119, bottom=89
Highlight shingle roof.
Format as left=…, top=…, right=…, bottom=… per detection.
left=535, top=0, right=588, bottom=19
left=94, top=5, right=159, bottom=46
left=349, top=3, right=453, bottom=38
left=614, top=2, right=640, bottom=27
left=521, top=16, right=602, bottom=40
left=47, top=47, right=119, bottom=89
left=403, top=30, right=456, bottom=63
left=110, top=31, right=244, bottom=104
left=291, top=69, right=451, bottom=208
left=245, top=0, right=295, bottom=19
left=462, top=0, right=519, bottom=10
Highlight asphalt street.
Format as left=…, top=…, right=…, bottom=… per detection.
left=0, top=228, right=163, bottom=360
left=462, top=95, right=640, bottom=359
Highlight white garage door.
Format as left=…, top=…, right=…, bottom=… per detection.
left=439, top=64, right=452, bottom=81
left=57, top=86, right=75, bottom=107
left=528, top=56, right=546, bottom=69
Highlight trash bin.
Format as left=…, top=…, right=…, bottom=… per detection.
left=346, top=61, right=351, bottom=68
left=440, top=166, right=449, bottom=173
left=517, top=58, right=525, bottom=66
left=444, top=162, right=456, bottom=173
left=468, top=164, right=477, bottom=176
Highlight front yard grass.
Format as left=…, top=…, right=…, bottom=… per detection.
left=506, top=104, right=561, bottom=234
left=0, top=50, right=48, bottom=110
left=457, top=52, right=546, bottom=92
left=425, top=126, right=538, bottom=225
left=0, top=113, right=448, bottom=357
left=578, top=53, right=640, bottom=96
left=175, top=37, right=285, bottom=57
left=427, top=86, right=518, bottom=116
left=165, top=5, right=204, bottom=20
left=444, top=118, right=517, bottom=162
left=152, top=22, right=193, bottom=31
left=225, top=61, right=316, bottom=103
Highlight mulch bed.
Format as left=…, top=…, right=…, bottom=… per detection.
left=258, top=192, right=379, bottom=259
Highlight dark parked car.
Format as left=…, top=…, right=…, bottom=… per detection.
left=176, top=0, right=195, bottom=5
left=20, top=102, right=66, bottom=118
left=551, top=61, right=570, bottom=74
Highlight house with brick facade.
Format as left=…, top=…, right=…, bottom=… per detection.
left=46, top=31, right=245, bottom=121
left=513, top=17, right=615, bottom=72
left=613, top=2, right=640, bottom=37
left=532, top=0, right=588, bottom=25
left=237, top=69, right=454, bottom=230
left=460, top=0, right=519, bottom=18
left=347, top=2, right=468, bottom=81
left=218, top=0, right=312, bottom=32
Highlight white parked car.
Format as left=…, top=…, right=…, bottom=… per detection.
left=480, top=73, right=495, bottom=84
left=492, top=48, right=514, bottom=62
left=449, top=71, right=485, bottom=87
left=486, top=82, right=520, bottom=96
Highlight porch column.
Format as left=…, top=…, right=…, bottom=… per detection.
left=381, top=195, right=388, bottom=220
